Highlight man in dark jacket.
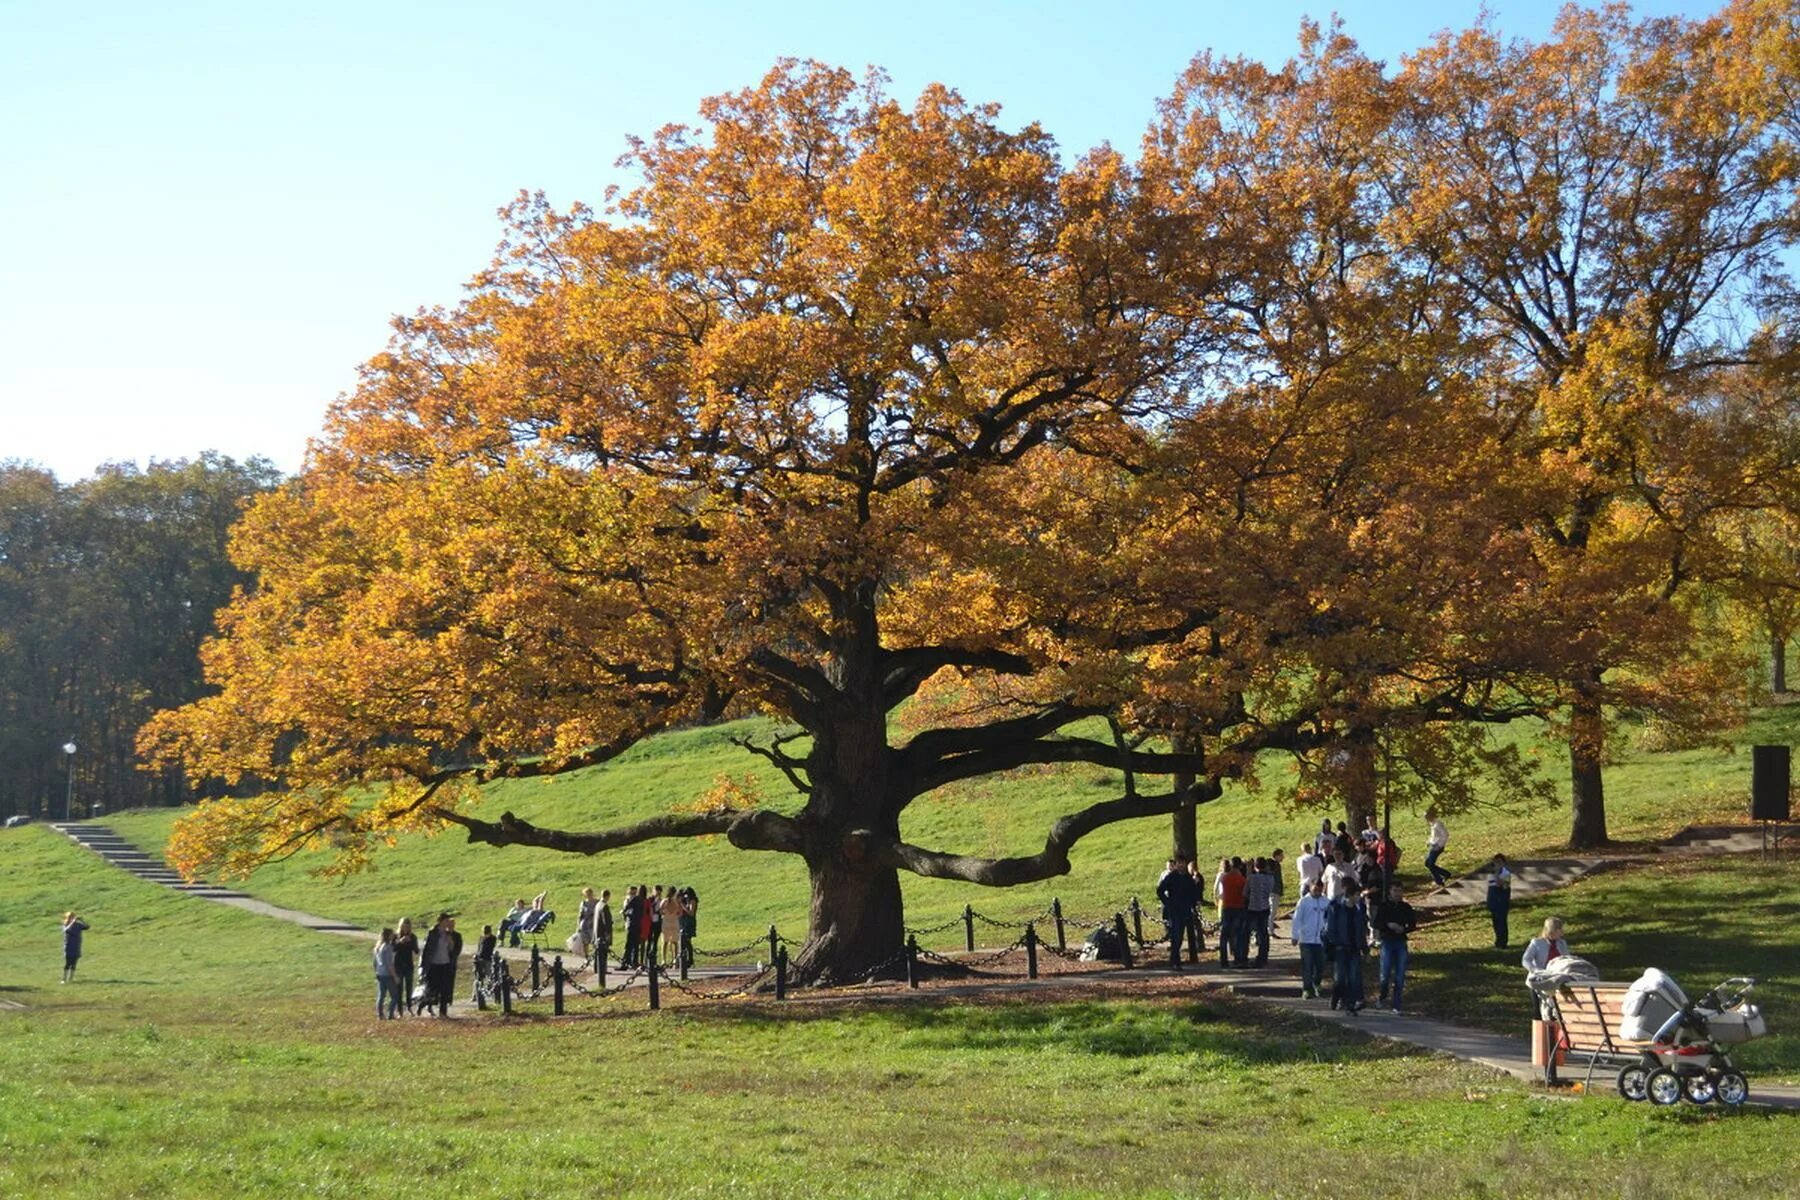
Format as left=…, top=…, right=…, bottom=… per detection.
left=1156, top=856, right=1200, bottom=971
left=594, top=888, right=614, bottom=966
left=420, top=912, right=463, bottom=1018
left=1325, top=891, right=1369, bottom=1013
left=1373, top=884, right=1419, bottom=1012
left=620, top=886, right=643, bottom=967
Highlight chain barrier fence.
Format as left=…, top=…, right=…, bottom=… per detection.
left=470, top=890, right=1246, bottom=1016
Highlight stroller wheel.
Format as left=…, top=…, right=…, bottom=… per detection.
left=1616, top=1064, right=1650, bottom=1102
left=1682, top=1074, right=1717, bottom=1105
left=1646, top=1068, right=1683, bottom=1107
left=1716, top=1071, right=1749, bottom=1107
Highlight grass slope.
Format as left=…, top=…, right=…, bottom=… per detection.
left=1406, top=851, right=1800, bottom=1083
left=1, top=824, right=1795, bottom=1199
left=106, top=706, right=1800, bottom=959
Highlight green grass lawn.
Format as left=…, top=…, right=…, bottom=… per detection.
left=103, top=705, right=1800, bottom=959
left=1, top=823, right=1795, bottom=1199
left=1405, top=852, right=1800, bottom=1085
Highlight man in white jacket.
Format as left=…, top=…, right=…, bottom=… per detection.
left=1290, top=881, right=1332, bottom=999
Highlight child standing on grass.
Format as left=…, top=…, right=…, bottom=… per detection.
left=374, top=928, right=399, bottom=1019
left=61, top=912, right=88, bottom=983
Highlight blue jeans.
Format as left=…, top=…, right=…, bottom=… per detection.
left=1298, top=943, right=1324, bottom=995
left=1379, top=939, right=1409, bottom=1009
left=376, top=974, right=400, bottom=1019
left=1333, top=945, right=1364, bottom=1008
left=1425, top=845, right=1448, bottom=886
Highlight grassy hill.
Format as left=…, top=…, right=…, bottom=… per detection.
left=105, top=705, right=1800, bottom=956
left=2, top=821, right=1797, bottom=1198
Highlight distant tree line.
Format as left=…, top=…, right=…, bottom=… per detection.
left=0, top=454, right=280, bottom=818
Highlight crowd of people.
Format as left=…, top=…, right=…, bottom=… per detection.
left=349, top=808, right=1544, bottom=1020
left=365, top=882, right=703, bottom=1019
left=1150, top=810, right=1535, bottom=1015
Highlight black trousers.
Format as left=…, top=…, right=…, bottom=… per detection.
left=425, top=963, right=455, bottom=1015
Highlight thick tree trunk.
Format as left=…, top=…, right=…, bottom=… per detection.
left=790, top=852, right=907, bottom=985
left=1773, top=635, right=1788, bottom=695
left=1342, top=734, right=1378, bottom=836
left=1170, top=733, right=1198, bottom=861
left=1568, top=689, right=1608, bottom=849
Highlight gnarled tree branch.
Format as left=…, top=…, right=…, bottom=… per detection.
left=428, top=804, right=805, bottom=856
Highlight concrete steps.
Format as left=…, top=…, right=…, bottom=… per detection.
left=50, top=823, right=249, bottom=899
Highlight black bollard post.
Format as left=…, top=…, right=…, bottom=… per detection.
left=1187, top=915, right=1201, bottom=964
left=531, top=945, right=542, bottom=993
left=647, top=941, right=660, bottom=1011
left=906, top=935, right=920, bottom=989
left=1130, top=896, right=1144, bottom=947
left=1025, top=922, right=1039, bottom=980
left=768, top=924, right=779, bottom=967
left=1052, top=897, right=1066, bottom=953
left=597, top=946, right=607, bottom=991
left=553, top=956, right=565, bottom=1016
left=775, top=945, right=788, bottom=1001
left=679, top=930, right=689, bottom=982
left=500, top=965, right=513, bottom=1016
left=1115, top=913, right=1134, bottom=969
left=963, top=904, right=975, bottom=953
left=475, top=958, right=488, bottom=1011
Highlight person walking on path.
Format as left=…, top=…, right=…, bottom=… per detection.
left=373, top=928, right=399, bottom=1019
left=1156, top=855, right=1200, bottom=970
left=61, top=912, right=88, bottom=983
left=392, top=917, right=419, bottom=1015
left=420, top=913, right=463, bottom=1018
left=1290, top=880, right=1330, bottom=999
left=1486, top=855, right=1513, bottom=948
left=1325, top=889, right=1369, bottom=1013
left=472, top=924, right=498, bottom=1003
left=1373, top=884, right=1418, bottom=1013
left=1216, top=859, right=1248, bottom=968
left=1267, top=849, right=1286, bottom=937
left=1424, top=808, right=1451, bottom=890
left=1297, top=842, right=1324, bottom=897
left=1244, top=858, right=1275, bottom=967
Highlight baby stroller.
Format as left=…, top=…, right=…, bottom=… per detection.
left=1615, top=968, right=1766, bottom=1106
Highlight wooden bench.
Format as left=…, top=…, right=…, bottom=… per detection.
left=1539, top=981, right=1653, bottom=1088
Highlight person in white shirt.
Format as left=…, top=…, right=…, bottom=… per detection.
left=1290, top=881, right=1332, bottom=999
left=1321, top=853, right=1355, bottom=902
left=1297, top=843, right=1325, bottom=894
left=1314, top=819, right=1334, bottom=857
left=1424, top=807, right=1451, bottom=890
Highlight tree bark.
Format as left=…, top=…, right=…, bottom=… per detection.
left=1773, top=635, right=1788, bottom=695
left=1342, top=733, right=1378, bottom=835
left=1568, top=685, right=1609, bottom=849
left=1170, top=733, right=1198, bottom=861
left=790, top=849, right=907, bottom=985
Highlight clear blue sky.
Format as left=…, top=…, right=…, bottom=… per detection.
left=0, top=0, right=1707, bottom=482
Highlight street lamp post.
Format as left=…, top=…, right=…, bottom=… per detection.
left=61, top=742, right=76, bottom=822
